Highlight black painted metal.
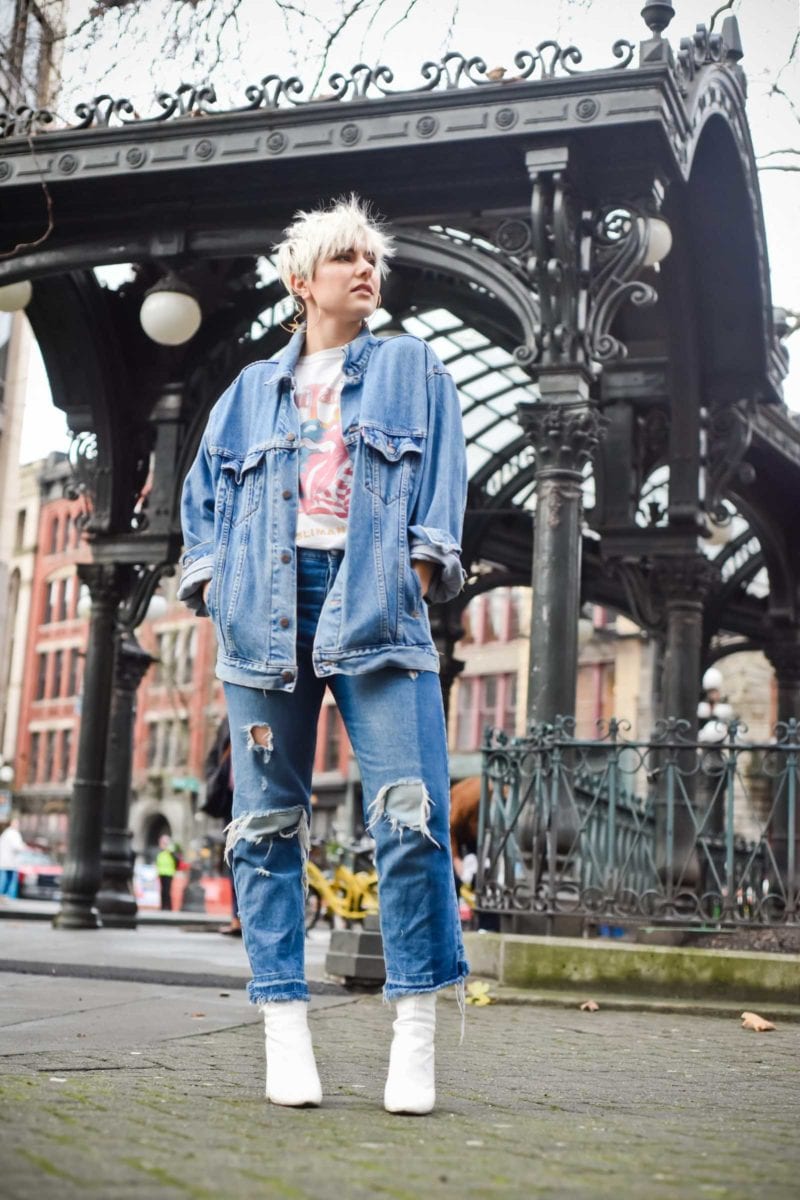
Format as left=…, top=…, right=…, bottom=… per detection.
left=96, top=631, right=156, bottom=928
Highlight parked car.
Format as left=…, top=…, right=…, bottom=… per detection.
left=17, top=847, right=63, bottom=900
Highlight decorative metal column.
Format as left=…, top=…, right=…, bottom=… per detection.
left=96, top=630, right=155, bottom=927
left=658, top=556, right=718, bottom=739
left=654, top=554, right=717, bottom=885
left=515, top=145, right=659, bottom=722
left=519, top=391, right=604, bottom=722
left=54, top=563, right=126, bottom=929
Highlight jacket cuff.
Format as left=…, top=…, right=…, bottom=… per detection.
left=409, top=526, right=466, bottom=604
left=177, top=554, right=213, bottom=616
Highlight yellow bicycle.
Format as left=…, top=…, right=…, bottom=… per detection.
left=305, top=842, right=379, bottom=931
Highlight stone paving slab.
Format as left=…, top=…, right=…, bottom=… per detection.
left=0, top=974, right=797, bottom=1200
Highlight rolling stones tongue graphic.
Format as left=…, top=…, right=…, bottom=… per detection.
left=296, top=384, right=353, bottom=519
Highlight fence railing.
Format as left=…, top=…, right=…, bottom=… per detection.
left=477, top=717, right=800, bottom=928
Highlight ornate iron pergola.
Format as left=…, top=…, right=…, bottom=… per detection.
left=0, top=2, right=796, bottom=928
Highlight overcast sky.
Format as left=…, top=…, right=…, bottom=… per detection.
left=20, top=0, right=800, bottom=461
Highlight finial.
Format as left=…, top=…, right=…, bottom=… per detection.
left=641, top=1, right=675, bottom=37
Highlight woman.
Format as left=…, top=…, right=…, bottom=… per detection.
left=179, top=196, right=468, bottom=1114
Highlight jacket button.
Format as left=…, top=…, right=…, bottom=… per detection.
left=282, top=489, right=291, bottom=500
left=280, top=552, right=292, bottom=564
left=279, top=616, right=290, bottom=628
left=286, top=432, right=296, bottom=442
left=281, top=669, right=294, bottom=682
left=387, top=443, right=396, bottom=453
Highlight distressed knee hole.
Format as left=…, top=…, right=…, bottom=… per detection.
left=224, top=805, right=310, bottom=883
left=366, top=779, right=441, bottom=848
left=243, top=723, right=274, bottom=763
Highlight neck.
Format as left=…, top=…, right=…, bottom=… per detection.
left=301, top=311, right=364, bottom=356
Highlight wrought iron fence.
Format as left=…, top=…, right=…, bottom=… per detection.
left=477, top=717, right=800, bottom=928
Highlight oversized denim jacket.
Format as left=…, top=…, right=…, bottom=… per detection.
left=177, top=326, right=468, bottom=691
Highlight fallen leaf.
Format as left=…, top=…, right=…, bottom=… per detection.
left=741, top=1011, right=775, bottom=1032
left=465, top=980, right=494, bottom=1007
left=580, top=1000, right=600, bottom=1012
left=190, top=1012, right=206, bottom=1019
left=219, top=991, right=230, bottom=998
left=486, top=67, right=506, bottom=81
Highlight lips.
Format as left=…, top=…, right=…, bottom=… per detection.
left=352, top=285, right=373, bottom=297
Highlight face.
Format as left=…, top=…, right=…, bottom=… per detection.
left=292, top=246, right=380, bottom=323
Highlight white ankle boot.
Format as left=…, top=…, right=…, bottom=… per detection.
left=384, top=993, right=436, bottom=1115
left=261, top=1000, right=322, bottom=1108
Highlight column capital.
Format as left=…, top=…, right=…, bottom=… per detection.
left=517, top=400, right=608, bottom=476
left=653, top=554, right=719, bottom=607
left=114, top=630, right=156, bottom=693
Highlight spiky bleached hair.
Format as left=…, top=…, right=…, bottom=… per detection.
left=275, top=194, right=394, bottom=294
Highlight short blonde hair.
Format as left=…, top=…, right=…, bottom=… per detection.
left=275, top=194, right=394, bottom=294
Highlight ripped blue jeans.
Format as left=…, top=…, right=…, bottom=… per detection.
left=223, top=548, right=468, bottom=1004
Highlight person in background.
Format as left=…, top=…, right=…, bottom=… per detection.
left=155, top=833, right=177, bottom=911
left=0, top=816, right=25, bottom=899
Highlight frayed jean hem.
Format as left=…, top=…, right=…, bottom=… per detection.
left=248, top=979, right=309, bottom=1004
left=382, top=959, right=469, bottom=1003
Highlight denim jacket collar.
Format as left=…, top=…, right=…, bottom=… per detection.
left=269, top=323, right=378, bottom=384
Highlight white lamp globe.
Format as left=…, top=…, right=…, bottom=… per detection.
left=0, top=280, right=33, bottom=311
left=702, top=667, right=724, bottom=693
left=76, top=586, right=92, bottom=620
left=145, top=593, right=168, bottom=622
left=140, top=275, right=202, bottom=346
left=642, top=216, right=673, bottom=267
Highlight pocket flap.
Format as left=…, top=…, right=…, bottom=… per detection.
left=360, top=426, right=424, bottom=462
left=219, top=447, right=267, bottom=485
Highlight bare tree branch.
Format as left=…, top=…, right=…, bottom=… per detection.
left=309, top=0, right=370, bottom=95
left=709, top=0, right=736, bottom=34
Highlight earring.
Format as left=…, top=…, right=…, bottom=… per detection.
left=282, top=295, right=305, bottom=334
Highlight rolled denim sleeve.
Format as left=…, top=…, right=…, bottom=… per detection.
left=177, top=433, right=216, bottom=616
left=409, top=358, right=468, bottom=605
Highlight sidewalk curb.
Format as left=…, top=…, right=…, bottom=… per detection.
left=0, top=958, right=348, bottom=995
left=464, top=931, right=800, bottom=1006
left=442, top=983, right=800, bottom=1022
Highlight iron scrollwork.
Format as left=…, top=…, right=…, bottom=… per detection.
left=704, top=399, right=756, bottom=524
left=0, top=40, right=635, bottom=138
left=526, top=167, right=659, bottom=371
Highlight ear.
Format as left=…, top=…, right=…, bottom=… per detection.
left=289, top=272, right=309, bottom=299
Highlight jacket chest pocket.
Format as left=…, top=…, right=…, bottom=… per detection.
left=219, top=448, right=267, bottom=527
left=360, top=426, right=424, bottom=506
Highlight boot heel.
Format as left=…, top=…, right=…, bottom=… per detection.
left=262, top=1000, right=322, bottom=1108
left=384, top=993, right=436, bottom=1115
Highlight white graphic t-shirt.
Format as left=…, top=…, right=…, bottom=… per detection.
left=293, top=345, right=352, bottom=550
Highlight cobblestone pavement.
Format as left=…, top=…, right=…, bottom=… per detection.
left=1, top=973, right=797, bottom=1200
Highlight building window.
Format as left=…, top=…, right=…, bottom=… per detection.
left=43, top=729, right=57, bottom=781
left=51, top=648, right=63, bottom=698
left=178, top=627, right=196, bottom=686
left=146, top=722, right=159, bottom=769
left=454, top=673, right=518, bottom=752
left=35, top=652, right=47, bottom=700
left=43, top=578, right=61, bottom=624
left=155, top=631, right=176, bottom=686
left=61, top=728, right=73, bottom=781
left=48, top=517, right=60, bottom=555
left=66, top=648, right=79, bottom=697
left=14, top=508, right=25, bottom=551
left=455, top=678, right=474, bottom=751
left=28, top=731, right=40, bottom=783
left=502, top=673, right=518, bottom=735
left=322, top=708, right=341, bottom=772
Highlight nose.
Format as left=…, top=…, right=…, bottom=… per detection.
left=355, top=253, right=375, bottom=277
